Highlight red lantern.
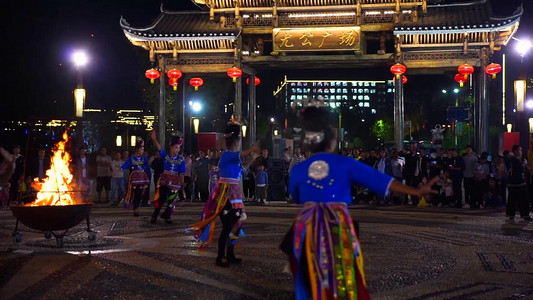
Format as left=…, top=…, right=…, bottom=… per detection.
left=227, top=67, right=242, bottom=82
left=458, top=64, right=474, bottom=79
left=189, top=78, right=204, bottom=91
left=454, top=73, right=467, bottom=87
left=167, top=69, right=182, bottom=80
left=393, top=75, right=408, bottom=84
left=145, top=68, right=160, bottom=84
left=246, top=77, right=261, bottom=86
left=169, top=78, right=178, bottom=90
left=390, top=63, right=406, bottom=79
left=485, top=63, right=502, bottom=79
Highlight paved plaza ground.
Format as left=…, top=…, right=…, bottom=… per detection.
left=0, top=201, right=531, bottom=300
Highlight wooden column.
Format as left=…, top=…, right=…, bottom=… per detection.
left=248, top=73, right=257, bottom=147
left=158, top=55, right=166, bottom=147
left=477, top=48, right=489, bottom=152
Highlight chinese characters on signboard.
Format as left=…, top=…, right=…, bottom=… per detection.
left=273, top=27, right=361, bottom=51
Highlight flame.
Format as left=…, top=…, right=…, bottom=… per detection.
left=29, top=131, right=79, bottom=206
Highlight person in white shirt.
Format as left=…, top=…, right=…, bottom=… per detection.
left=95, top=146, right=112, bottom=203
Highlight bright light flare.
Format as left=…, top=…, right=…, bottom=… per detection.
left=515, top=39, right=533, bottom=57
left=72, top=51, right=88, bottom=67
left=191, top=101, right=202, bottom=112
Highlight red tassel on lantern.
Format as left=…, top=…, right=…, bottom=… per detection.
left=454, top=73, right=467, bottom=87
left=169, top=78, right=178, bottom=90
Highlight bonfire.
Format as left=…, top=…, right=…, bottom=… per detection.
left=28, top=131, right=80, bottom=206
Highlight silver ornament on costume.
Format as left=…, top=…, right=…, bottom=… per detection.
left=308, top=160, right=329, bottom=180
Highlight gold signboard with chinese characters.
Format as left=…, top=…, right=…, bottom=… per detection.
left=273, top=27, right=361, bottom=52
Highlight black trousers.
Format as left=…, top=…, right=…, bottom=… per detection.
left=218, top=209, right=241, bottom=259
left=506, top=185, right=530, bottom=218
left=151, top=186, right=176, bottom=220
left=463, top=177, right=475, bottom=206
left=452, top=178, right=463, bottom=208
left=132, top=187, right=144, bottom=210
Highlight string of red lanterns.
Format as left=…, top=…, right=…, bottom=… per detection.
left=458, top=64, right=474, bottom=79
left=167, top=69, right=182, bottom=90
left=246, top=77, right=261, bottom=86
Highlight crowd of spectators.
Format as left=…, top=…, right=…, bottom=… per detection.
left=2, top=140, right=531, bottom=221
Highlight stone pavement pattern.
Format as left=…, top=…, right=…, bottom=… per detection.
left=0, top=203, right=531, bottom=299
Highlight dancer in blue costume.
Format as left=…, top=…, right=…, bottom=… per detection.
left=150, top=131, right=186, bottom=224
left=189, top=123, right=260, bottom=267
left=121, top=141, right=150, bottom=217
left=281, top=106, right=438, bottom=300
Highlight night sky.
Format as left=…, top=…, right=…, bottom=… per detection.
left=1, top=0, right=532, bottom=120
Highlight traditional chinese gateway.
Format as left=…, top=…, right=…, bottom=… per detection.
left=121, top=0, right=522, bottom=152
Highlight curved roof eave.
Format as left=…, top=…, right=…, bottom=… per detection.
left=394, top=17, right=520, bottom=35
left=123, top=31, right=238, bottom=42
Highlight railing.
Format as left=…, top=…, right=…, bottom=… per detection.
left=401, top=32, right=488, bottom=45
left=205, top=0, right=423, bottom=8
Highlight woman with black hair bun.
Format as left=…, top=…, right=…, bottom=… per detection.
left=150, top=131, right=186, bottom=224
left=281, top=106, right=438, bottom=299
left=188, top=123, right=260, bottom=268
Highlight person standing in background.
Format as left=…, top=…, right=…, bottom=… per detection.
left=505, top=145, right=531, bottom=221
left=462, top=145, right=478, bottom=209
left=73, top=145, right=91, bottom=202
left=95, top=146, right=112, bottom=203
left=182, top=150, right=193, bottom=201
left=8, top=145, right=24, bottom=205
left=110, top=152, right=125, bottom=206
left=195, top=150, right=210, bottom=202
left=255, top=164, right=268, bottom=204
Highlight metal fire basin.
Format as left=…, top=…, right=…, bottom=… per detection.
left=10, top=204, right=95, bottom=247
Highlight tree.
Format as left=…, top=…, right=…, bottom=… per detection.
left=372, top=117, right=393, bottom=142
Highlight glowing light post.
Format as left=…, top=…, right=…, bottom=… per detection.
left=189, top=101, right=202, bottom=152
left=72, top=51, right=88, bottom=117
left=72, top=50, right=88, bottom=148
left=513, top=37, right=533, bottom=148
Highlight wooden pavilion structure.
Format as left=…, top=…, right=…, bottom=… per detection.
left=121, top=0, right=522, bottom=151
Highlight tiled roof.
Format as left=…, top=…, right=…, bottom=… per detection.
left=394, top=0, right=522, bottom=34
left=120, top=7, right=240, bottom=41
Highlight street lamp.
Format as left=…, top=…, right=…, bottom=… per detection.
left=188, top=101, right=202, bottom=151
left=72, top=50, right=88, bottom=118
left=514, top=37, right=533, bottom=57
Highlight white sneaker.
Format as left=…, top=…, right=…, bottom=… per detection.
left=463, top=204, right=470, bottom=209
left=262, top=199, right=267, bottom=204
